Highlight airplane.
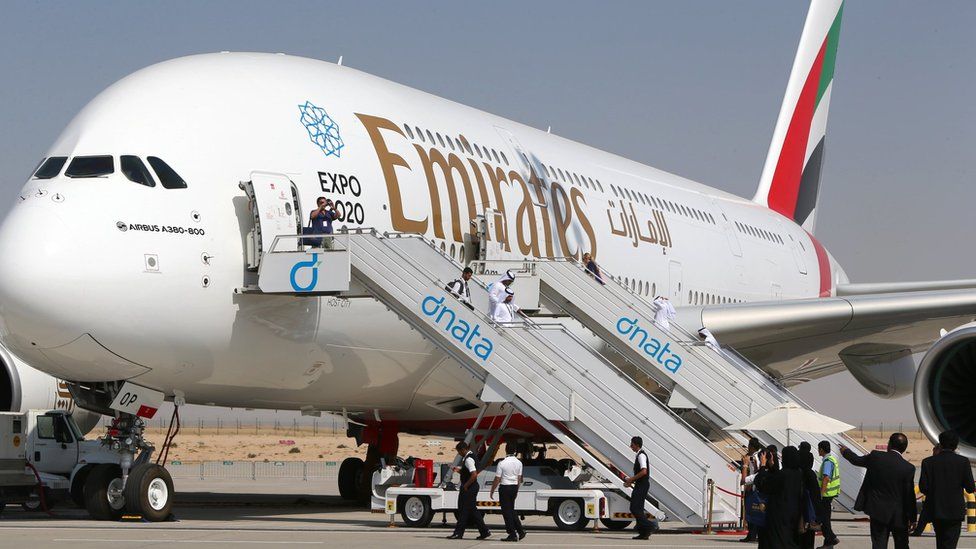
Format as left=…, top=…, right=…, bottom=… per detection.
left=0, top=0, right=974, bottom=522
left=0, top=342, right=101, bottom=433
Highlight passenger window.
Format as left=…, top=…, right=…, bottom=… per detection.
left=147, top=157, right=187, bottom=189
left=36, top=415, right=55, bottom=439
left=121, top=156, right=156, bottom=187
left=436, top=133, right=446, bottom=148
left=65, top=155, right=114, bottom=178
left=499, top=151, right=508, bottom=165
left=426, top=130, right=435, bottom=144
left=403, top=125, right=415, bottom=139
left=34, top=156, right=68, bottom=179
left=491, top=149, right=500, bottom=164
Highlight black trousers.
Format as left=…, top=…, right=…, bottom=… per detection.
left=820, top=496, right=837, bottom=542
left=630, top=480, right=654, bottom=534
left=499, top=485, right=524, bottom=538
left=453, top=485, right=488, bottom=537
left=933, top=519, right=962, bottom=549
left=869, top=519, right=909, bottom=549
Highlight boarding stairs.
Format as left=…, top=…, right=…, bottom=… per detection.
left=505, top=258, right=866, bottom=511
left=246, top=230, right=740, bottom=525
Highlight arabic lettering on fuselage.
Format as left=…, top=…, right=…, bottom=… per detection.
left=606, top=199, right=672, bottom=249
left=356, top=113, right=598, bottom=260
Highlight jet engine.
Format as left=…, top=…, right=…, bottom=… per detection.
left=0, top=342, right=101, bottom=434
left=914, top=322, right=976, bottom=460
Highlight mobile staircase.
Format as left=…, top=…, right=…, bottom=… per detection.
left=245, top=229, right=741, bottom=526
left=486, top=258, right=866, bottom=511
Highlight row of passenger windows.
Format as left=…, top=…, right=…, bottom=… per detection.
left=33, top=155, right=186, bottom=189
left=540, top=163, right=604, bottom=193
left=735, top=221, right=783, bottom=244
left=612, top=183, right=717, bottom=226
left=402, top=123, right=511, bottom=167
left=690, top=290, right=743, bottom=306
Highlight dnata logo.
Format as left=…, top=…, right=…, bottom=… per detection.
left=290, top=254, right=322, bottom=292
left=299, top=101, right=344, bottom=158
left=616, top=317, right=683, bottom=373
left=421, top=295, right=494, bottom=361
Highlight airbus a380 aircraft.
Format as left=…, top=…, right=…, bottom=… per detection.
left=0, top=0, right=974, bottom=520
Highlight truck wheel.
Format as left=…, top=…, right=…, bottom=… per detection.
left=600, top=518, right=632, bottom=530
left=338, top=457, right=364, bottom=500
left=552, top=498, right=589, bottom=531
left=124, top=463, right=174, bottom=522
left=71, top=465, right=94, bottom=508
left=398, top=495, right=434, bottom=527
left=84, top=464, right=125, bottom=520
left=22, top=487, right=55, bottom=512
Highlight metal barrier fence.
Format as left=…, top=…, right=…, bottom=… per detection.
left=167, top=460, right=341, bottom=481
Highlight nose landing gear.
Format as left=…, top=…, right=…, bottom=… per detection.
left=83, top=413, right=175, bottom=521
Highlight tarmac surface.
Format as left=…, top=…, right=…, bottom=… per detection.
left=0, top=479, right=972, bottom=548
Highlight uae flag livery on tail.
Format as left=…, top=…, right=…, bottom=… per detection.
left=753, top=0, right=844, bottom=233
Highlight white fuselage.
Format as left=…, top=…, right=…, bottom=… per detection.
left=0, top=53, right=844, bottom=430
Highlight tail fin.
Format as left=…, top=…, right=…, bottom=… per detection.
left=753, top=0, right=844, bottom=232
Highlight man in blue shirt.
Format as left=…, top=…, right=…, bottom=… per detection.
left=308, top=196, right=336, bottom=248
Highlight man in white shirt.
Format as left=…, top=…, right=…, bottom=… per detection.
left=490, top=443, right=525, bottom=542
left=697, top=327, right=720, bottom=351
left=447, top=441, right=490, bottom=540
left=651, top=296, right=676, bottom=331
left=623, top=435, right=658, bottom=540
left=446, top=267, right=474, bottom=310
left=487, top=270, right=516, bottom=319
left=491, top=288, right=521, bottom=323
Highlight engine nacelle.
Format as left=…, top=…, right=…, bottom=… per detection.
left=839, top=343, right=917, bottom=399
left=915, top=322, right=976, bottom=460
left=0, top=342, right=101, bottom=434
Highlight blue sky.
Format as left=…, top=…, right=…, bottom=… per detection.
left=1, top=1, right=973, bottom=423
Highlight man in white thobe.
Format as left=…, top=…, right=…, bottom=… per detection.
left=698, top=327, right=720, bottom=351
left=487, top=269, right=515, bottom=319
left=651, top=296, right=676, bottom=330
left=492, top=287, right=520, bottom=323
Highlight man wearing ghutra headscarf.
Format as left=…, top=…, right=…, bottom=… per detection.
left=487, top=269, right=516, bottom=319
left=491, top=287, right=521, bottom=323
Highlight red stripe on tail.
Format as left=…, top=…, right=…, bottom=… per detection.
left=806, top=232, right=832, bottom=297
left=767, top=38, right=829, bottom=219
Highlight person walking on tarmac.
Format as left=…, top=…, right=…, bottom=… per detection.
left=624, top=436, right=658, bottom=540
left=490, top=443, right=526, bottom=542
left=818, top=441, right=841, bottom=547
left=447, top=441, right=491, bottom=540
left=918, top=431, right=975, bottom=549
left=446, top=267, right=474, bottom=310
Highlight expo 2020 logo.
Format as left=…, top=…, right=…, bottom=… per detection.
left=298, top=100, right=344, bottom=158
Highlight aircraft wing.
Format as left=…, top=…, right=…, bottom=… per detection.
left=690, top=288, right=976, bottom=385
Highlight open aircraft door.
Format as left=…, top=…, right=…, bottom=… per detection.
left=709, top=198, right=742, bottom=257
left=242, top=172, right=302, bottom=269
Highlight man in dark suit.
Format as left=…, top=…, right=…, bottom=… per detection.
left=918, top=431, right=976, bottom=549
left=841, top=433, right=917, bottom=549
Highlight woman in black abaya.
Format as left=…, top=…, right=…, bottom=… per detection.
left=757, top=445, right=804, bottom=549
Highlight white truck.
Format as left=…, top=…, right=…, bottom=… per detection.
left=0, top=409, right=123, bottom=514
left=372, top=459, right=664, bottom=531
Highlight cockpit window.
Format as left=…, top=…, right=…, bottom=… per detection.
left=33, top=157, right=68, bottom=179
left=147, top=157, right=187, bottom=189
left=65, top=155, right=114, bottom=178
left=121, top=155, right=156, bottom=187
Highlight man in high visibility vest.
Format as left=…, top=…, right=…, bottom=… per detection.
left=819, top=440, right=841, bottom=547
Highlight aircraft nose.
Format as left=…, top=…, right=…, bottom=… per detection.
left=0, top=204, right=83, bottom=350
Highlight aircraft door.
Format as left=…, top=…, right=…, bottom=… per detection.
left=242, top=172, right=301, bottom=269
left=709, top=198, right=742, bottom=257
left=478, top=208, right=509, bottom=261
left=668, top=261, right=683, bottom=304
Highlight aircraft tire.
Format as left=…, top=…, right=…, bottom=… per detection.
left=338, top=457, right=364, bottom=500
left=123, top=463, right=174, bottom=521
left=84, top=463, right=125, bottom=520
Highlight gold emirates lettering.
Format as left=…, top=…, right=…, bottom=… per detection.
left=356, top=113, right=597, bottom=259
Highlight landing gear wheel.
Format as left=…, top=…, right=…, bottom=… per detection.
left=600, top=518, right=632, bottom=530
left=71, top=465, right=94, bottom=508
left=338, top=457, right=364, bottom=500
left=22, top=487, right=55, bottom=512
left=398, top=495, right=434, bottom=527
left=124, top=463, right=174, bottom=522
left=84, top=464, right=125, bottom=521
left=552, top=498, right=589, bottom=531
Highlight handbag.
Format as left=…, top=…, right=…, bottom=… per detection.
left=745, top=490, right=767, bottom=527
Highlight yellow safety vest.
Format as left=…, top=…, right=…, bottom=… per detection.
left=820, top=455, right=841, bottom=498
